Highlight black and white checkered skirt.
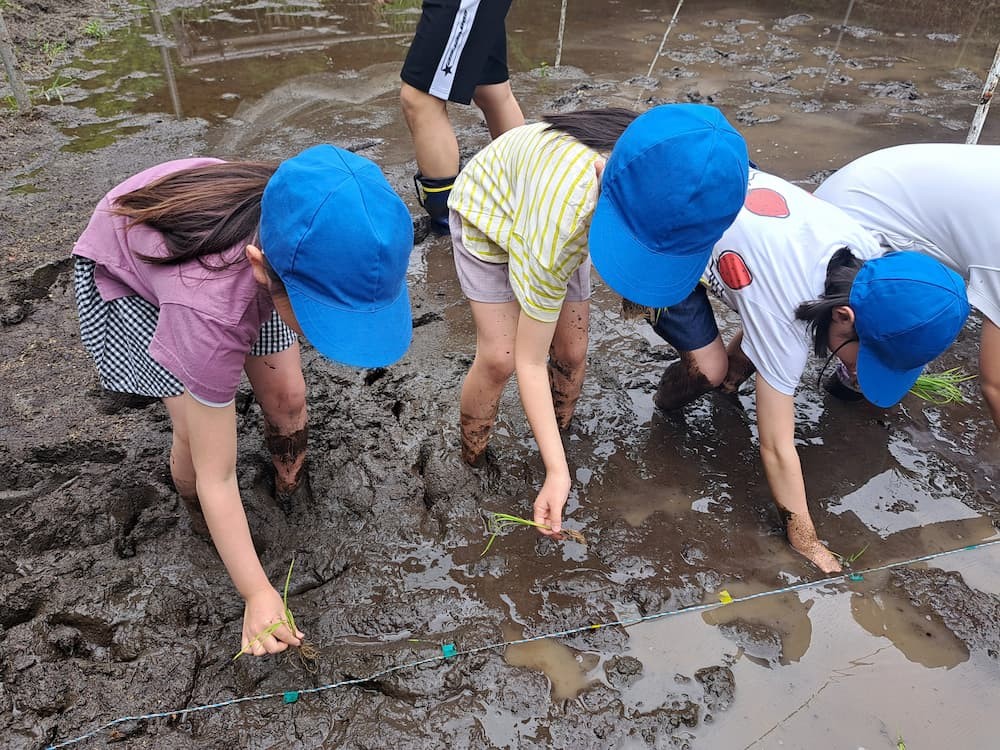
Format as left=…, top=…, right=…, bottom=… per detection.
left=73, top=257, right=296, bottom=398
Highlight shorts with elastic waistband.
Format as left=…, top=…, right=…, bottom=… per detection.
left=650, top=283, right=720, bottom=352
left=401, top=0, right=512, bottom=105
left=450, top=209, right=591, bottom=306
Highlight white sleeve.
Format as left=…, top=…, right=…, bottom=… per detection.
left=738, top=300, right=808, bottom=396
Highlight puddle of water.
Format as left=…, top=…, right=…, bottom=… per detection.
left=617, top=551, right=1000, bottom=747
left=850, top=584, right=969, bottom=669
left=33, top=0, right=1000, bottom=159
left=828, top=467, right=983, bottom=538
left=701, top=584, right=814, bottom=666
left=501, top=623, right=596, bottom=700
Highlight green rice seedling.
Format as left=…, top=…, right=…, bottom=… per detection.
left=834, top=542, right=869, bottom=566
left=41, top=40, right=68, bottom=62
left=39, top=73, right=69, bottom=103
left=481, top=512, right=586, bottom=556
left=82, top=20, right=109, bottom=40
left=234, top=558, right=317, bottom=661
left=909, top=368, right=975, bottom=405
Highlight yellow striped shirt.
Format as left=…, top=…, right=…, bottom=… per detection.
left=449, top=122, right=600, bottom=323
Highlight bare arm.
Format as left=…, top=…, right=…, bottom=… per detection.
left=754, top=376, right=841, bottom=572
left=515, top=311, right=571, bottom=536
left=183, top=393, right=303, bottom=653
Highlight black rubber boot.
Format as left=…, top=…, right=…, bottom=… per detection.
left=414, top=172, right=455, bottom=236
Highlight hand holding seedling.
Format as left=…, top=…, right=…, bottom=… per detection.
left=239, top=587, right=303, bottom=657
left=533, top=472, right=571, bottom=537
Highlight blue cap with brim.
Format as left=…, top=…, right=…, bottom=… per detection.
left=852, top=251, right=969, bottom=407
left=260, top=145, right=414, bottom=368
left=589, top=103, right=749, bottom=308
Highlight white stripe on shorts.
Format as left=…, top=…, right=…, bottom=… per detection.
left=428, top=0, right=483, bottom=100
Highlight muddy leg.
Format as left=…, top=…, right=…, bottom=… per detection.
left=164, top=395, right=210, bottom=538
left=263, top=422, right=309, bottom=504
left=718, top=331, right=756, bottom=394
left=460, top=402, right=500, bottom=467
left=654, top=338, right=728, bottom=411
left=549, top=300, right=589, bottom=429
left=780, top=508, right=842, bottom=574
left=245, top=343, right=309, bottom=509
left=461, top=300, right=519, bottom=465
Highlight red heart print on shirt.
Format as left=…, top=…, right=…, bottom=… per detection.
left=745, top=187, right=790, bottom=218
left=717, top=251, right=752, bottom=290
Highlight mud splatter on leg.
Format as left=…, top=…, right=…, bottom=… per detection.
left=654, top=352, right=715, bottom=412
left=264, top=422, right=309, bottom=509
left=780, top=508, right=842, bottom=574
left=549, top=355, right=585, bottom=430
left=460, top=396, right=500, bottom=467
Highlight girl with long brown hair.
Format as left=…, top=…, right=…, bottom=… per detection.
left=73, top=145, right=414, bottom=656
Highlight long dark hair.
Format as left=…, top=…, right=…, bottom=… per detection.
left=543, top=108, right=639, bottom=151
left=112, top=161, right=278, bottom=266
left=795, top=246, right=865, bottom=356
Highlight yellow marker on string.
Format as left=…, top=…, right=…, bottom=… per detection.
left=718, top=589, right=734, bottom=604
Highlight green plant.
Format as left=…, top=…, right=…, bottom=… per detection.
left=3, top=94, right=16, bottom=111
left=909, top=368, right=975, bottom=404
left=41, top=40, right=68, bottom=62
left=39, top=72, right=69, bottom=103
left=481, top=512, right=586, bottom=556
left=537, top=61, right=551, bottom=78
left=234, top=559, right=316, bottom=660
left=834, top=542, right=869, bottom=566
left=82, top=20, right=109, bottom=40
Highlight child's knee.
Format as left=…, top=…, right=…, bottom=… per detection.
left=477, top=350, right=515, bottom=385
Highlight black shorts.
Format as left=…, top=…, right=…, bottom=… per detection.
left=651, top=283, right=720, bottom=352
left=401, top=0, right=512, bottom=105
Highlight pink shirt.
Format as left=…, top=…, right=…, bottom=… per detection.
left=73, top=159, right=273, bottom=404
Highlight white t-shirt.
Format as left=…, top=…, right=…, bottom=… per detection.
left=815, top=143, right=1000, bottom=326
left=704, top=169, right=882, bottom=395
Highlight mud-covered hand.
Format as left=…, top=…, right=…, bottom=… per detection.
left=241, top=587, right=304, bottom=657
left=533, top=472, right=572, bottom=538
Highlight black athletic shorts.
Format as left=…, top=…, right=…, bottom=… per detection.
left=401, top=0, right=513, bottom=105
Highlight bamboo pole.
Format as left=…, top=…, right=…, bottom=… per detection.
left=646, top=0, right=685, bottom=78
left=554, top=0, right=567, bottom=67
left=0, top=9, right=32, bottom=113
left=966, top=40, right=1000, bottom=144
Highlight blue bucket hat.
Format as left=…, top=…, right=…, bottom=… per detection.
left=851, top=251, right=969, bottom=407
left=259, top=145, right=414, bottom=368
left=589, top=103, right=749, bottom=308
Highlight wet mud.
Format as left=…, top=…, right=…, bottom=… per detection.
left=2, top=1, right=1000, bottom=749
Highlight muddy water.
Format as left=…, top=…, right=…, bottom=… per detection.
left=2, top=1, right=1000, bottom=749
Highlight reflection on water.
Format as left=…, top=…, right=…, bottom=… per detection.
left=33, top=0, right=1000, bottom=155
left=702, top=586, right=814, bottom=666
left=850, top=583, right=969, bottom=669
left=502, top=624, right=595, bottom=700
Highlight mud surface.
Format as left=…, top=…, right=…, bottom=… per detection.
left=2, top=1, right=999, bottom=749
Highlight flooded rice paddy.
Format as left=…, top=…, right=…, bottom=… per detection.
left=1, top=1, right=998, bottom=748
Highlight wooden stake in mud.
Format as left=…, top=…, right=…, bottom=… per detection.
left=0, top=10, right=32, bottom=113
left=554, top=0, right=568, bottom=67
left=966, top=40, right=1000, bottom=144
left=646, top=0, right=685, bottom=78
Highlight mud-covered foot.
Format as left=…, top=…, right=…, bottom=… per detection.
left=275, top=468, right=312, bottom=514
left=460, top=413, right=494, bottom=467
left=786, top=515, right=842, bottom=573
left=180, top=494, right=211, bottom=541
